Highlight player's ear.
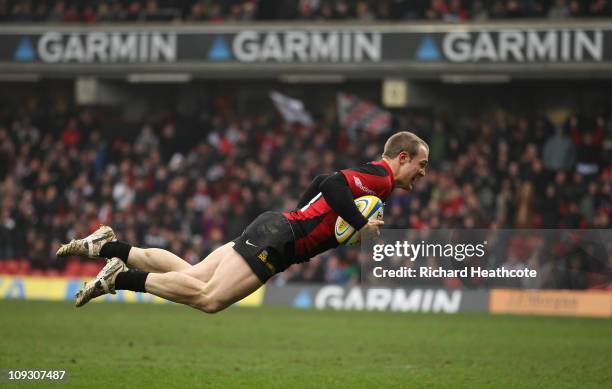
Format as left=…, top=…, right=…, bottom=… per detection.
left=399, top=151, right=409, bottom=164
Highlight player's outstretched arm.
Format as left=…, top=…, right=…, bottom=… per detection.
left=296, top=174, right=330, bottom=209
left=319, top=173, right=369, bottom=230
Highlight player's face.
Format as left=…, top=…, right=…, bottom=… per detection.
left=396, top=145, right=428, bottom=191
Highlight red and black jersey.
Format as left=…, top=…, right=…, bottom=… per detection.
left=282, top=159, right=394, bottom=263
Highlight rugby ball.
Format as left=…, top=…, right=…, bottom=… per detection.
left=334, top=195, right=384, bottom=246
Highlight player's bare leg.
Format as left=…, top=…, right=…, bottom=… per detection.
left=145, top=246, right=261, bottom=313
left=75, top=242, right=262, bottom=313
left=125, top=241, right=233, bottom=279
left=180, top=242, right=234, bottom=281
left=126, top=247, right=191, bottom=273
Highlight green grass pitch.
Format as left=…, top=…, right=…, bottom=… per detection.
left=0, top=300, right=610, bottom=388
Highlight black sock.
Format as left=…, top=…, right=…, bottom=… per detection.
left=115, top=269, right=149, bottom=292
left=100, top=241, right=132, bottom=264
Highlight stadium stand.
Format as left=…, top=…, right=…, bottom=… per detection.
left=0, top=94, right=610, bottom=286
left=0, top=0, right=611, bottom=23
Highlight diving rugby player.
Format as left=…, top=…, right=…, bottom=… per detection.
left=57, top=132, right=429, bottom=312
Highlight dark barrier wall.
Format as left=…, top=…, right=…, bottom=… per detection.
left=1, top=22, right=612, bottom=77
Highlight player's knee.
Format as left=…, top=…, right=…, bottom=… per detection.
left=143, top=248, right=155, bottom=260
left=193, top=295, right=226, bottom=314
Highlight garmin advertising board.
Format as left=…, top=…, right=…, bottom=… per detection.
left=263, top=285, right=490, bottom=314
left=1, top=23, right=611, bottom=77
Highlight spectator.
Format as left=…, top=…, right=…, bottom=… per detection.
left=124, top=0, right=142, bottom=21
left=548, top=0, right=570, bottom=18
left=63, top=3, right=80, bottom=22
left=569, top=0, right=583, bottom=16
left=570, top=115, right=605, bottom=175
left=471, top=0, right=489, bottom=19
left=45, top=0, right=64, bottom=22
left=425, top=0, right=449, bottom=20
left=505, top=0, right=524, bottom=18
left=542, top=125, right=575, bottom=172
left=189, top=1, right=207, bottom=21
left=356, top=1, right=375, bottom=20
left=589, top=0, right=611, bottom=17
left=134, top=124, right=159, bottom=155
left=61, top=118, right=81, bottom=148
left=445, top=0, right=469, bottom=21
left=82, top=4, right=97, bottom=23
left=0, top=0, right=9, bottom=21
left=490, top=0, right=507, bottom=18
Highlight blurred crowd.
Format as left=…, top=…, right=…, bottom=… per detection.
left=1, top=0, right=611, bottom=23
left=0, top=98, right=610, bottom=287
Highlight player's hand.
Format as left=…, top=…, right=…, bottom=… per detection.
left=359, top=219, right=384, bottom=242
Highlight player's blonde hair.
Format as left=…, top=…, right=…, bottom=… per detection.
left=382, top=131, right=428, bottom=159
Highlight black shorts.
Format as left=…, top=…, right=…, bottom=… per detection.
left=232, top=211, right=295, bottom=283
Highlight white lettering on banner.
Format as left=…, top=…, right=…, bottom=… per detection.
left=314, top=286, right=462, bottom=313
left=575, top=30, right=602, bottom=60
left=443, top=31, right=470, bottom=62
left=311, top=32, right=339, bottom=61
left=232, top=30, right=381, bottom=63
left=110, top=33, right=137, bottom=62
left=355, top=31, right=381, bottom=61
left=442, top=29, right=603, bottom=62
left=342, top=32, right=351, bottom=61
left=561, top=30, right=571, bottom=61
left=37, top=32, right=62, bottom=62
left=260, top=33, right=283, bottom=61
left=316, top=285, right=344, bottom=309
left=498, top=30, right=524, bottom=61
left=151, top=33, right=175, bottom=61
left=63, top=34, right=85, bottom=62
left=472, top=31, right=497, bottom=61
left=285, top=31, right=309, bottom=61
left=87, top=32, right=108, bottom=62
left=526, top=31, right=557, bottom=61
left=37, top=32, right=176, bottom=63
left=139, top=34, right=148, bottom=61
left=233, top=31, right=259, bottom=62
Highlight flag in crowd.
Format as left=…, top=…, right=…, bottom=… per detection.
left=269, top=91, right=314, bottom=126
left=337, top=93, right=392, bottom=135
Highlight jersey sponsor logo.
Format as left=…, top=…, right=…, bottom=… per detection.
left=353, top=176, right=376, bottom=195
left=314, top=286, right=462, bottom=313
